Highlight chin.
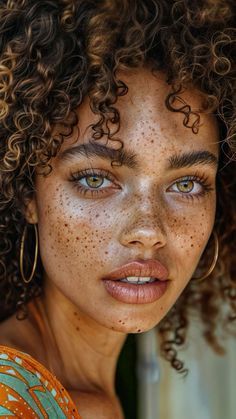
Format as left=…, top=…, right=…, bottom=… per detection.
left=109, top=318, right=161, bottom=334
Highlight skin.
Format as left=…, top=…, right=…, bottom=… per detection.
left=2, top=68, right=220, bottom=418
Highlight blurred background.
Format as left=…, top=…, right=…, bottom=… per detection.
left=116, top=315, right=236, bottom=419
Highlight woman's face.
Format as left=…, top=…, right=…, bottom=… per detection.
left=31, top=68, right=219, bottom=333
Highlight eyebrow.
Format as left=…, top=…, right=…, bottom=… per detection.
left=58, top=140, right=218, bottom=170
left=168, top=150, right=218, bottom=169
left=58, top=140, right=140, bottom=169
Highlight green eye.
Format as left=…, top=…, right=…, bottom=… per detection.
left=86, top=175, right=104, bottom=188
left=176, top=180, right=194, bottom=193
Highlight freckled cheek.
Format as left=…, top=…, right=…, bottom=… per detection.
left=36, top=192, right=114, bottom=273
left=167, top=207, right=215, bottom=276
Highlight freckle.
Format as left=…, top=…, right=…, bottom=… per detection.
left=64, top=223, right=68, bottom=227
left=74, top=312, right=77, bottom=316
left=191, top=244, right=194, bottom=247
left=76, top=237, right=79, bottom=240
left=76, top=326, right=80, bottom=331
left=118, top=320, right=122, bottom=323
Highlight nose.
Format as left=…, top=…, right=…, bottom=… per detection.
left=119, top=205, right=167, bottom=252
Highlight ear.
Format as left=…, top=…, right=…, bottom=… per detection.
left=24, top=197, right=39, bottom=224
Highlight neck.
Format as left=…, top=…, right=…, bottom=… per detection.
left=34, top=279, right=126, bottom=397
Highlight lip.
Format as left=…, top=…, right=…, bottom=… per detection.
left=102, top=259, right=170, bottom=304
left=102, top=259, right=169, bottom=282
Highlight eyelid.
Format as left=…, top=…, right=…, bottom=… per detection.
left=168, top=172, right=211, bottom=187
left=68, top=168, right=120, bottom=194
left=166, top=173, right=213, bottom=195
left=69, top=168, right=117, bottom=183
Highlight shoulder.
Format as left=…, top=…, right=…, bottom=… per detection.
left=0, top=345, right=81, bottom=418
left=0, top=307, right=39, bottom=347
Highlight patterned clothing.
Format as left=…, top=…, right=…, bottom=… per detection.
left=0, top=345, right=81, bottom=418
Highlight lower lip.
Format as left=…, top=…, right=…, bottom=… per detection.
left=102, top=279, right=169, bottom=304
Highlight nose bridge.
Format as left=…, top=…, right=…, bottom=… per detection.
left=133, top=183, right=163, bottom=217
left=134, top=192, right=165, bottom=233
left=119, top=186, right=166, bottom=249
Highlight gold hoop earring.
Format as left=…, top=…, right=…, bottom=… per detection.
left=19, top=223, right=38, bottom=284
left=191, top=231, right=219, bottom=282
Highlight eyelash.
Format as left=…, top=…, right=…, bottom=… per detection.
left=169, top=173, right=213, bottom=201
left=69, top=168, right=117, bottom=197
left=69, top=168, right=213, bottom=199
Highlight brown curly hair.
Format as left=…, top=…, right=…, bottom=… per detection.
left=0, top=0, right=235, bottom=375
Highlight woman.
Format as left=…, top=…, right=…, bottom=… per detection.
left=0, top=0, right=235, bottom=418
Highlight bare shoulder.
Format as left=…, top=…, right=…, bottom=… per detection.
left=0, top=310, right=42, bottom=356
left=69, top=390, right=125, bottom=419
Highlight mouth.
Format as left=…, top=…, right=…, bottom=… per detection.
left=118, top=276, right=159, bottom=284
left=102, top=259, right=170, bottom=304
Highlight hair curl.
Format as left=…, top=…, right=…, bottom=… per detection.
left=0, top=0, right=236, bottom=375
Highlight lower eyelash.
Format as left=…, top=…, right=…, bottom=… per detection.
left=179, top=189, right=211, bottom=201
left=72, top=185, right=109, bottom=196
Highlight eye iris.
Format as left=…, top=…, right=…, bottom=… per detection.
left=177, top=180, right=194, bottom=193
left=86, top=175, right=103, bottom=188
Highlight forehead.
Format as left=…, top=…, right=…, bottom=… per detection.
left=56, top=68, right=219, bottom=160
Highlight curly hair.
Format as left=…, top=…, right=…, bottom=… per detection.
left=0, top=0, right=235, bottom=375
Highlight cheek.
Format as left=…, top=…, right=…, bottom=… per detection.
left=166, top=202, right=216, bottom=280
left=36, top=184, right=114, bottom=279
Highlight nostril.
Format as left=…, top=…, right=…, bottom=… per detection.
left=120, top=225, right=166, bottom=250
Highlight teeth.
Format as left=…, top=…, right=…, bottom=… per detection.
left=120, top=276, right=157, bottom=284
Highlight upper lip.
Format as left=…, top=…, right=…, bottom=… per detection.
left=102, top=259, right=169, bottom=281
